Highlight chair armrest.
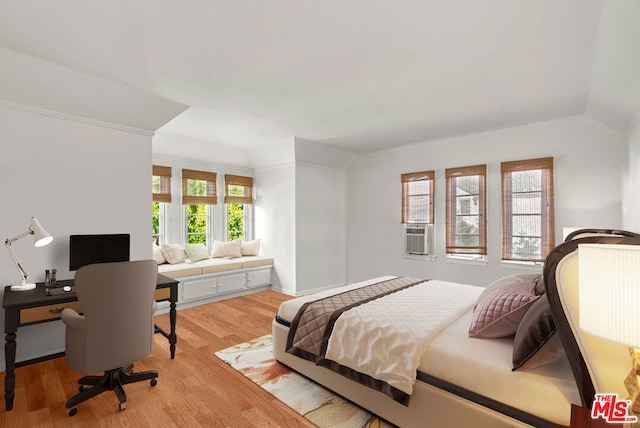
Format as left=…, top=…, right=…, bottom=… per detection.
left=61, top=308, right=86, bottom=333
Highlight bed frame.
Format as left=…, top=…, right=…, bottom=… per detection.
left=273, top=229, right=640, bottom=427
left=544, top=229, right=640, bottom=409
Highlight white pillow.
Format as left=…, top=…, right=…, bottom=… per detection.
left=240, top=238, right=261, bottom=256
left=211, top=239, right=242, bottom=258
left=160, top=243, right=186, bottom=264
left=184, top=243, right=210, bottom=262
left=152, top=243, right=167, bottom=264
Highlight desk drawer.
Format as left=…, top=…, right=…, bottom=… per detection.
left=20, top=301, right=83, bottom=324
left=154, top=287, right=171, bottom=301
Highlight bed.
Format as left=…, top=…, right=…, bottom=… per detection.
left=272, top=229, right=640, bottom=427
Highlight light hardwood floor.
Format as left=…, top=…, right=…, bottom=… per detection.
left=0, top=290, right=316, bottom=427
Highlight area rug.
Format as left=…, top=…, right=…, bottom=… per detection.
left=215, top=335, right=392, bottom=428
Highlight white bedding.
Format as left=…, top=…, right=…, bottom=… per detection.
left=323, top=279, right=482, bottom=396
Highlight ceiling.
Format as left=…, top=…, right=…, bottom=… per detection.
left=0, top=1, right=614, bottom=154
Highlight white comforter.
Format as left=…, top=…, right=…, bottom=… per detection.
left=324, top=279, right=483, bottom=395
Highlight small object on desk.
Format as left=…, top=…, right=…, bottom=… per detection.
left=47, top=285, right=75, bottom=295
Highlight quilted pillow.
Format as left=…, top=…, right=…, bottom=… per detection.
left=469, top=280, right=540, bottom=339
left=160, top=243, right=186, bottom=265
left=474, top=273, right=540, bottom=311
left=240, top=238, right=261, bottom=256
left=512, top=295, right=565, bottom=370
left=152, top=243, right=166, bottom=265
left=211, top=239, right=242, bottom=258
left=184, top=243, right=210, bottom=262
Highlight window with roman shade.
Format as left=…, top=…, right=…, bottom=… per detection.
left=501, top=157, right=555, bottom=262
left=224, top=174, right=253, bottom=240
left=152, top=165, right=172, bottom=245
left=182, top=169, right=217, bottom=205
left=401, top=171, right=435, bottom=224
left=224, top=174, right=253, bottom=204
left=152, top=165, right=172, bottom=203
left=446, top=165, right=487, bottom=256
left=182, top=169, right=217, bottom=245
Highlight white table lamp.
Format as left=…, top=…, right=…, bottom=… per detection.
left=4, top=217, right=53, bottom=291
left=579, top=243, right=640, bottom=418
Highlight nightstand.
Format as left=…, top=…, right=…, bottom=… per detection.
left=571, top=404, right=611, bottom=427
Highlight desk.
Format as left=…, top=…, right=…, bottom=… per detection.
left=2, top=273, right=178, bottom=411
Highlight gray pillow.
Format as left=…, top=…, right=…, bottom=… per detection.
left=512, top=295, right=564, bottom=370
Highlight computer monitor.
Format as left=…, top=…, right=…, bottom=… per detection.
left=69, top=233, right=130, bottom=271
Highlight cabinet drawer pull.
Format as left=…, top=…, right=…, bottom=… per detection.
left=49, top=308, right=64, bottom=314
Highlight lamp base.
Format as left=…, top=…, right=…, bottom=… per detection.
left=10, top=282, right=36, bottom=291
left=624, top=347, right=640, bottom=426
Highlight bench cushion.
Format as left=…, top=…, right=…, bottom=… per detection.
left=240, top=256, right=274, bottom=269
left=194, top=257, right=244, bottom=274
left=158, top=262, right=201, bottom=279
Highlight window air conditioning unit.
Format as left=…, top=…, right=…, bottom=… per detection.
left=404, top=223, right=434, bottom=255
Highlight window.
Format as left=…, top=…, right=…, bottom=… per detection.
left=401, top=171, right=435, bottom=223
left=501, top=157, right=555, bottom=262
left=224, top=174, right=253, bottom=240
left=182, top=169, right=217, bottom=246
left=152, top=165, right=172, bottom=245
left=445, top=165, right=486, bottom=256
left=152, top=202, right=166, bottom=245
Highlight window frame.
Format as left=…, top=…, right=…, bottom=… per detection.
left=184, top=203, right=213, bottom=247
left=152, top=165, right=172, bottom=245
left=224, top=174, right=254, bottom=241
left=445, top=164, right=487, bottom=257
left=182, top=169, right=217, bottom=248
left=501, top=157, right=555, bottom=263
left=401, top=171, right=435, bottom=224
left=152, top=201, right=167, bottom=245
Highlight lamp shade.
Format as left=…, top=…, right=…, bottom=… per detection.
left=579, top=243, right=640, bottom=348
left=31, top=217, right=53, bottom=247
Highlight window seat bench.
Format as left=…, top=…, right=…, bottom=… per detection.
left=157, top=256, right=273, bottom=309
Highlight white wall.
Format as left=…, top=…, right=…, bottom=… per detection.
left=295, top=163, right=348, bottom=293
left=0, top=106, right=152, bottom=370
left=254, top=164, right=297, bottom=293
left=347, top=115, right=623, bottom=286
left=622, top=111, right=640, bottom=232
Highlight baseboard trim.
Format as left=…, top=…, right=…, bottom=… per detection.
left=271, top=282, right=351, bottom=297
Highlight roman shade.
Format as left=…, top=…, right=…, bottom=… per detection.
left=182, top=169, right=217, bottom=205
left=224, top=174, right=253, bottom=205
left=501, top=157, right=554, bottom=262
left=152, top=165, right=172, bottom=203
left=401, top=171, right=434, bottom=224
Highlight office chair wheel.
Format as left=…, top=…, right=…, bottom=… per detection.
left=150, top=378, right=157, bottom=387
left=68, top=406, right=78, bottom=416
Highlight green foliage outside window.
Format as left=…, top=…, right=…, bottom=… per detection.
left=227, top=203, right=244, bottom=240
left=187, top=204, right=207, bottom=244
left=152, top=201, right=160, bottom=245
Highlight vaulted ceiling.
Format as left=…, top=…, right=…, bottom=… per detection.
left=0, top=1, right=638, bottom=154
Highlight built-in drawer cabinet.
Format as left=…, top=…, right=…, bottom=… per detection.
left=217, top=273, right=245, bottom=294
left=180, top=276, right=217, bottom=302
left=177, top=266, right=273, bottom=304
left=246, top=268, right=272, bottom=288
